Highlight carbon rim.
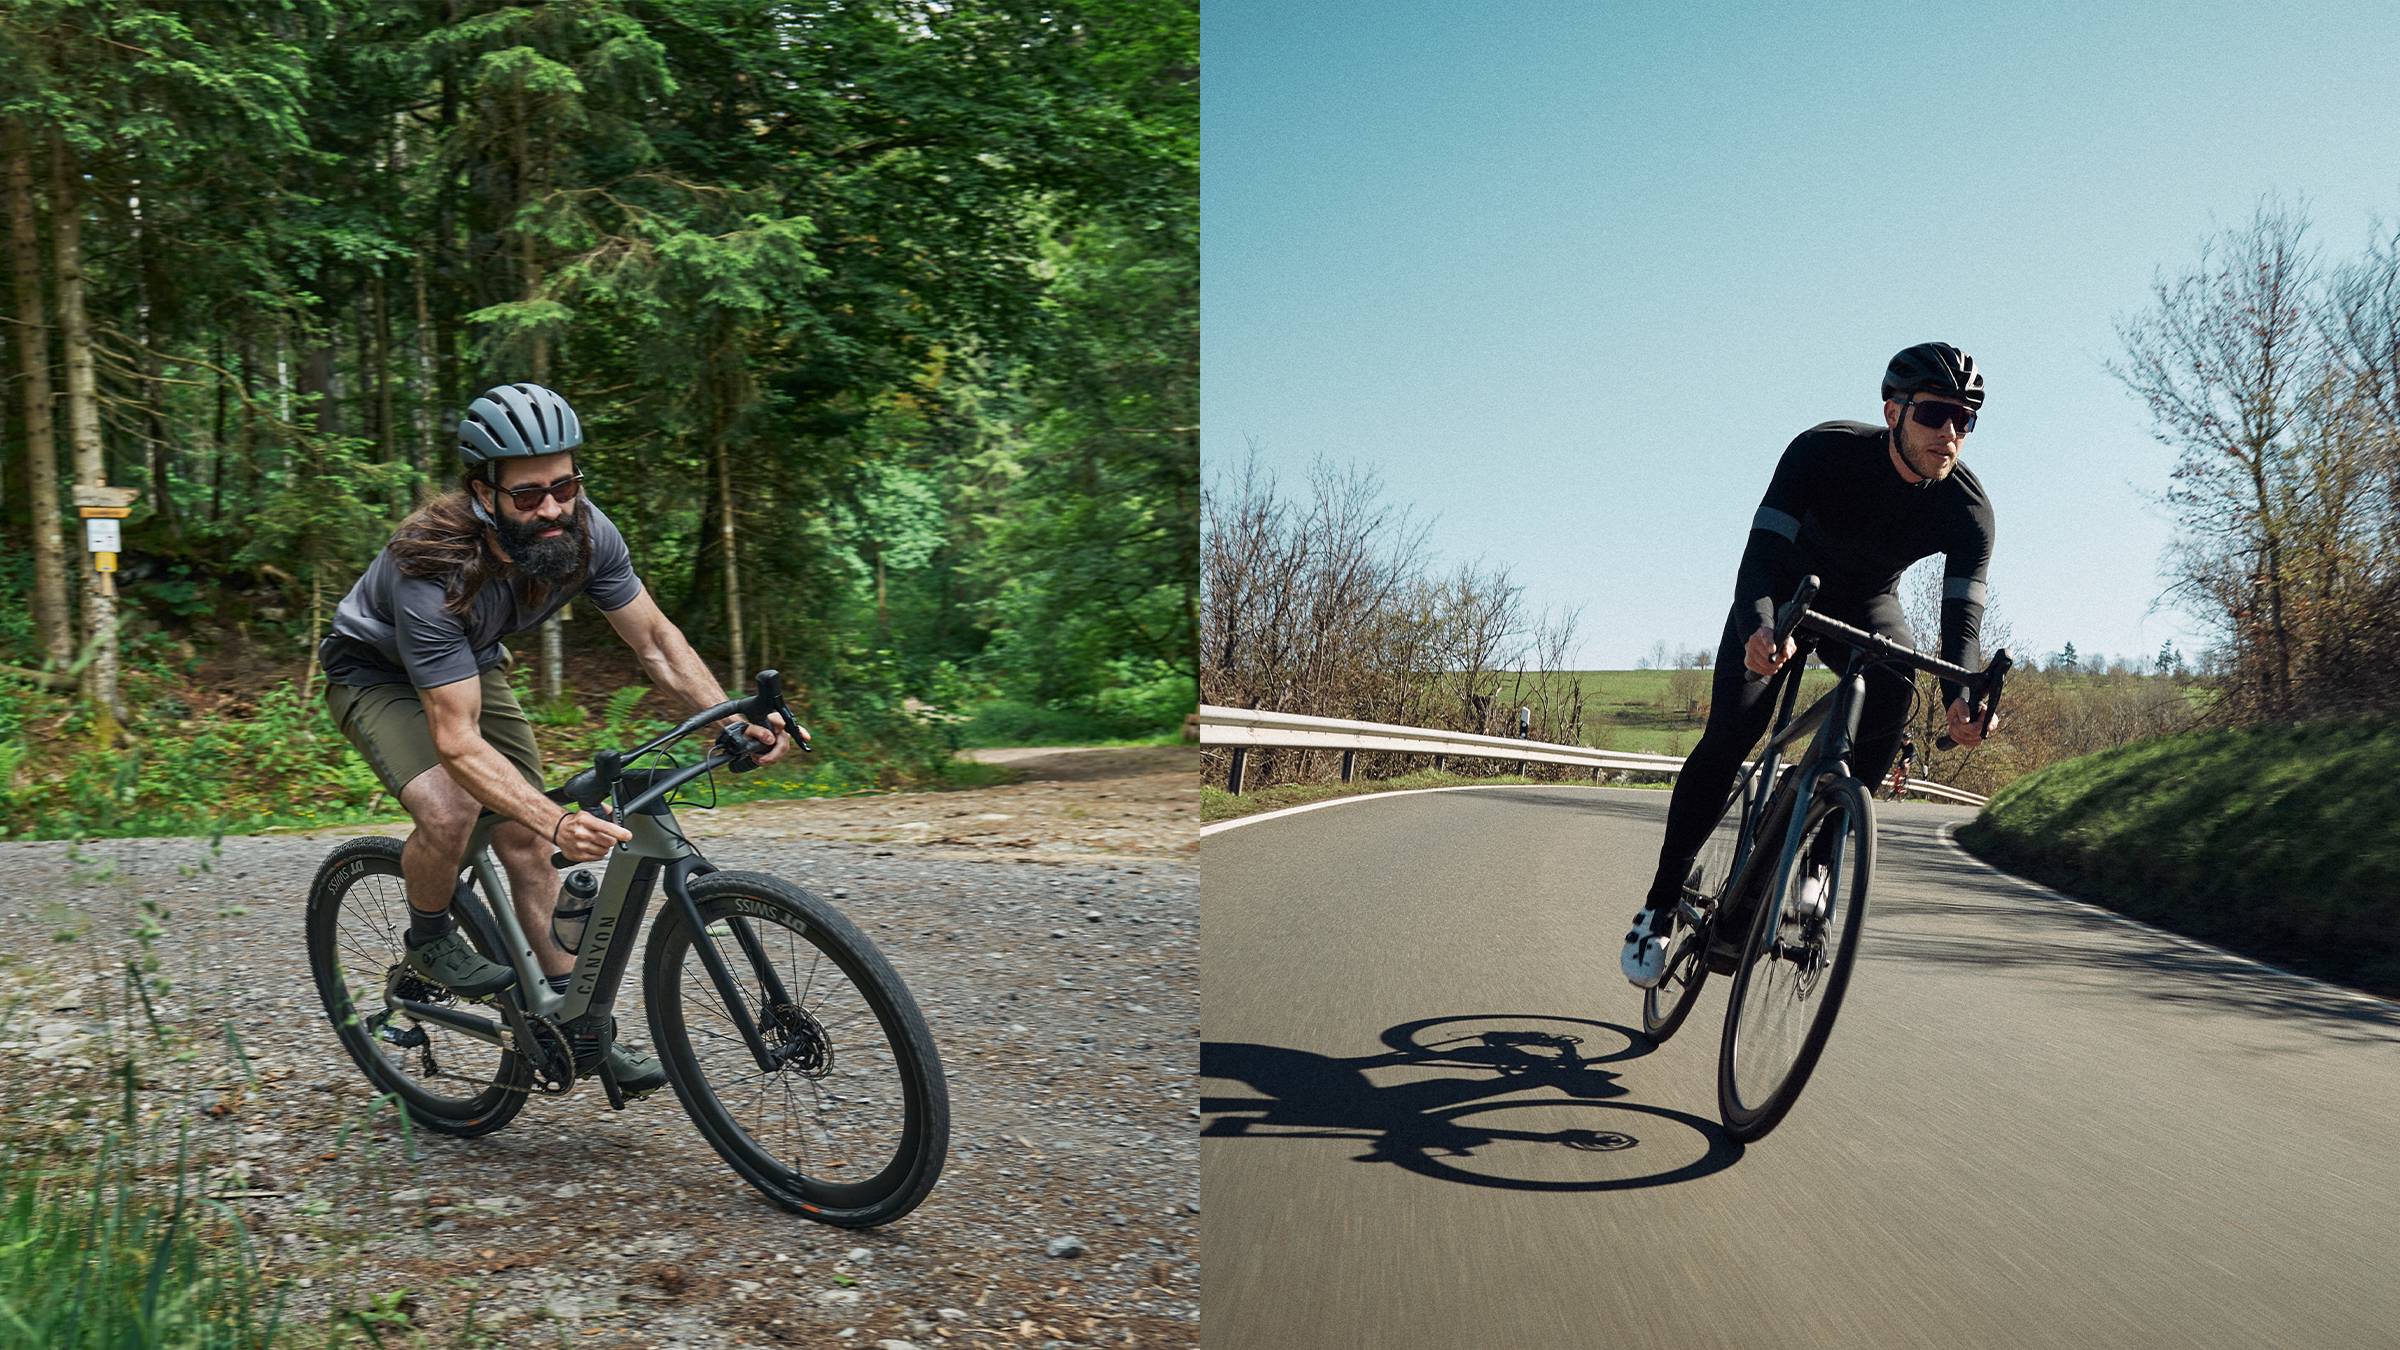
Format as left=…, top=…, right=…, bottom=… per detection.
left=664, top=898, right=922, bottom=1208
left=1723, top=785, right=1869, bottom=1125
left=318, top=853, right=516, bottom=1112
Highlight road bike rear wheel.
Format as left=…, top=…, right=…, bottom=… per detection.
left=644, top=871, right=949, bottom=1228
left=1641, top=781, right=1747, bottom=1042
left=304, top=837, right=531, bottom=1137
left=1717, top=776, right=1873, bottom=1141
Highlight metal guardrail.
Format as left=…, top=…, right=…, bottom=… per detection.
left=1197, top=704, right=1990, bottom=808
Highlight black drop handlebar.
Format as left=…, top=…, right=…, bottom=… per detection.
left=547, top=668, right=814, bottom=866
left=1769, top=575, right=2011, bottom=752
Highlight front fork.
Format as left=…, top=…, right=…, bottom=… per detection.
left=663, top=858, right=799, bottom=1074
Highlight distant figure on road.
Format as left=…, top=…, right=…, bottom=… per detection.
left=1623, top=343, right=2001, bottom=989
left=1889, top=735, right=1919, bottom=800
left=1517, top=705, right=1532, bottom=739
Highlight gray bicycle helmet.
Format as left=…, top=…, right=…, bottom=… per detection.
left=458, top=382, right=583, bottom=470
left=1881, top=342, right=1984, bottom=409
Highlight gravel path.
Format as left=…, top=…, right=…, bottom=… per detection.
left=0, top=751, right=1196, bottom=1347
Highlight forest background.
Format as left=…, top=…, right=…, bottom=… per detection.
left=0, top=0, right=1198, bottom=840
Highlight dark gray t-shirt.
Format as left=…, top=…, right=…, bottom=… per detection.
left=321, top=500, right=643, bottom=689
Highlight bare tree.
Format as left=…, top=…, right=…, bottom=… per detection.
left=2111, top=198, right=2320, bottom=720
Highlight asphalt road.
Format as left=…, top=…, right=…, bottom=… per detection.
left=1200, top=785, right=2400, bottom=1350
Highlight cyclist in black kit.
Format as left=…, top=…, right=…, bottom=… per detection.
left=1622, top=343, right=2000, bottom=988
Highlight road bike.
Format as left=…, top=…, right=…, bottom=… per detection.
left=304, top=671, right=949, bottom=1227
left=1640, top=577, right=2009, bottom=1140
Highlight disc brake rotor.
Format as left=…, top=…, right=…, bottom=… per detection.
left=764, top=1001, right=833, bottom=1079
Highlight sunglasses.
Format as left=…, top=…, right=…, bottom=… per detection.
left=490, top=472, right=584, bottom=512
left=1902, top=399, right=1978, bottom=434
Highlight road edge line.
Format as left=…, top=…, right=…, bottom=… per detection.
left=1201, top=783, right=1651, bottom=837
left=1932, top=821, right=2396, bottom=1012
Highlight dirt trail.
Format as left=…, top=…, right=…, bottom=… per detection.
left=0, top=745, right=1199, bottom=1346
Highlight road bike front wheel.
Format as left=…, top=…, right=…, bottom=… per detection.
left=1717, top=776, right=1874, bottom=1141
left=643, top=871, right=949, bottom=1228
left=304, top=837, right=531, bottom=1137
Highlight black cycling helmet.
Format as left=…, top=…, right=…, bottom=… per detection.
left=458, top=382, right=583, bottom=471
left=1881, top=342, right=1984, bottom=409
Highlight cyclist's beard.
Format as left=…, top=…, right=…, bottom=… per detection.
left=493, top=504, right=590, bottom=584
left=1895, top=424, right=1959, bottom=485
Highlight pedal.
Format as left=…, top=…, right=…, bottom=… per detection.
left=597, top=1055, right=626, bottom=1111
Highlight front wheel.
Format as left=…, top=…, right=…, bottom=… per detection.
left=643, top=871, right=949, bottom=1227
left=1717, top=776, right=1874, bottom=1141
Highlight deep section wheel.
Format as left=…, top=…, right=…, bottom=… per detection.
left=1717, top=776, right=1874, bottom=1141
left=643, top=871, right=948, bottom=1227
left=305, top=837, right=530, bottom=1137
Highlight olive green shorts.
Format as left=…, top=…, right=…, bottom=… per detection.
left=324, top=665, right=546, bottom=802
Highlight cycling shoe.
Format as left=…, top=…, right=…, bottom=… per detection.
left=1621, top=904, right=1675, bottom=989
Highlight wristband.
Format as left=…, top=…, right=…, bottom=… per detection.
left=551, top=809, right=574, bottom=848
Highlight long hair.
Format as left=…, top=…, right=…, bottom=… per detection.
left=388, top=468, right=583, bottom=620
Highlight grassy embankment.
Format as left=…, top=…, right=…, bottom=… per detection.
left=1955, top=714, right=2400, bottom=997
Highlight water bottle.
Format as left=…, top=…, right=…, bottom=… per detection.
left=552, top=869, right=600, bottom=954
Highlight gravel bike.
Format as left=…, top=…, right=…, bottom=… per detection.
left=304, top=671, right=949, bottom=1227
left=1640, top=577, right=2009, bottom=1140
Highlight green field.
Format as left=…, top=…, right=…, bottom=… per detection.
left=1543, top=668, right=1840, bottom=755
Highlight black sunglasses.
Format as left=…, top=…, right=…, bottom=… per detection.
left=1902, top=399, right=1977, bottom=434
left=490, top=472, right=584, bottom=512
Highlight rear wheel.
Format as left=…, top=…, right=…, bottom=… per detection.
left=1717, top=776, right=1873, bottom=1140
left=644, top=871, right=948, bottom=1228
left=304, top=837, right=530, bottom=1137
left=1642, top=770, right=1759, bottom=1042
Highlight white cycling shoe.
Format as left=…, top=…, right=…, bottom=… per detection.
left=1621, top=905, right=1674, bottom=989
left=1788, top=865, right=1830, bottom=925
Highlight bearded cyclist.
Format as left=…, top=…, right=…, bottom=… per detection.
left=1622, top=343, right=2000, bottom=988
left=318, top=382, right=803, bottom=1092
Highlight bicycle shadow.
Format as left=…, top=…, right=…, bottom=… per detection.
left=1201, top=1014, right=1744, bottom=1191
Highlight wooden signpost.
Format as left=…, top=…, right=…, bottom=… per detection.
left=72, top=483, right=139, bottom=572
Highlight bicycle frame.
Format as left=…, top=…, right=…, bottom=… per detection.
left=1704, top=660, right=1867, bottom=928
left=387, top=766, right=801, bottom=1078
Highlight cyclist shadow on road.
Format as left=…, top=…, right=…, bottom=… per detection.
left=1201, top=1014, right=1743, bottom=1191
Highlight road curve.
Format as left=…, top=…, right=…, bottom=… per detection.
left=1201, top=785, right=2400, bottom=1350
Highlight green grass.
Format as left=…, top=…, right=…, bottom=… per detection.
left=1202, top=766, right=1667, bottom=823
left=1443, top=669, right=1844, bottom=756
left=0, top=1044, right=287, bottom=1348
left=953, top=697, right=1185, bottom=748
left=1956, top=713, right=2400, bottom=996
left=0, top=673, right=1040, bottom=844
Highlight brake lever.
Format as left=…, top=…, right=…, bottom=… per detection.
left=1934, top=649, right=2011, bottom=752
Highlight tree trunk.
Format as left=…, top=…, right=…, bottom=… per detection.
left=6, top=119, right=71, bottom=667
left=711, top=347, right=746, bottom=693
left=874, top=543, right=888, bottom=637
left=210, top=332, right=227, bottom=522
left=718, top=432, right=745, bottom=693
left=375, top=267, right=397, bottom=510
left=131, top=182, right=175, bottom=540
left=528, top=253, right=565, bottom=705
left=52, top=134, right=120, bottom=738
left=412, top=253, right=438, bottom=504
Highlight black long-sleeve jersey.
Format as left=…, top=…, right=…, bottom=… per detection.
left=1732, top=420, right=1995, bottom=705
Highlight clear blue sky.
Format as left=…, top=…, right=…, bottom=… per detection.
left=1203, top=1, right=2400, bottom=669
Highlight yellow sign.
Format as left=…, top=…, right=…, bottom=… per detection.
left=78, top=506, right=132, bottom=519
left=95, top=551, right=118, bottom=573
